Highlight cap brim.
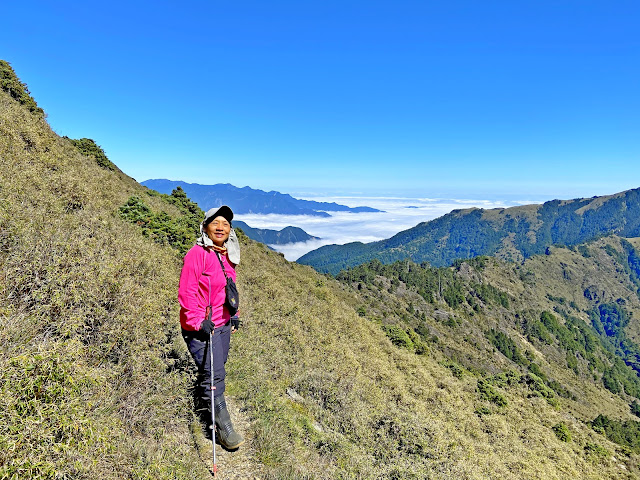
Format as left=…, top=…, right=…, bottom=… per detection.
left=204, top=205, right=234, bottom=224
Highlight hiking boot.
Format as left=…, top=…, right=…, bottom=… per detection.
left=214, top=394, right=245, bottom=449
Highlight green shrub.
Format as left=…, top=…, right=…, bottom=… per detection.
left=523, top=373, right=558, bottom=406
left=603, top=244, right=619, bottom=258
left=486, top=329, right=528, bottom=366
left=566, top=353, right=579, bottom=374
left=407, top=329, right=429, bottom=355
left=591, top=414, right=640, bottom=452
left=477, top=378, right=507, bottom=407
left=444, top=361, right=465, bottom=379
left=443, top=285, right=465, bottom=308
left=552, top=423, right=571, bottom=442
left=528, top=362, right=546, bottom=380
left=473, top=282, right=510, bottom=308
left=475, top=406, right=492, bottom=416
left=119, top=192, right=201, bottom=254
left=490, top=370, right=521, bottom=388
left=584, top=442, right=610, bottom=462
left=0, top=60, right=43, bottom=116
left=382, top=325, right=414, bottom=350
left=525, top=319, right=553, bottom=345
left=602, top=370, right=621, bottom=394
left=66, top=137, right=119, bottom=172
left=578, top=245, right=591, bottom=257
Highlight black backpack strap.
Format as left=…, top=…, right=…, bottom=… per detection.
left=216, top=252, right=229, bottom=280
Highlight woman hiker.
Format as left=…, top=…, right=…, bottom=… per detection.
left=178, top=205, right=244, bottom=449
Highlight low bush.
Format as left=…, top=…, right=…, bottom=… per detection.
left=477, top=378, right=507, bottom=407
left=66, top=137, right=119, bottom=171
left=119, top=191, right=201, bottom=254
left=382, top=325, right=414, bottom=350
left=552, top=423, right=571, bottom=442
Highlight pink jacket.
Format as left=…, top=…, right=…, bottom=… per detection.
left=178, top=245, right=237, bottom=331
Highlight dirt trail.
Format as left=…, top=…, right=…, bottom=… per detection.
left=194, top=396, right=263, bottom=480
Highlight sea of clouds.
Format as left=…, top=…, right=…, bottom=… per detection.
left=235, top=195, right=545, bottom=261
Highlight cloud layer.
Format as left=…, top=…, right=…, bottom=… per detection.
left=235, top=196, right=542, bottom=261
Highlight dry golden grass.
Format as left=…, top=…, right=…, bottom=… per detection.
left=229, top=239, right=640, bottom=478
left=0, top=92, right=208, bottom=479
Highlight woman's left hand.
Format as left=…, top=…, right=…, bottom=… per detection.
left=231, top=315, right=241, bottom=333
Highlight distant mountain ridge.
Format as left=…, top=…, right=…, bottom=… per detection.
left=298, top=188, right=640, bottom=274
left=142, top=179, right=381, bottom=217
left=233, top=220, right=319, bottom=245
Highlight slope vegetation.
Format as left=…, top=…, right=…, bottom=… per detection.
left=228, top=235, right=640, bottom=479
left=0, top=82, right=212, bottom=477
left=332, top=236, right=640, bottom=473
left=298, top=191, right=640, bottom=274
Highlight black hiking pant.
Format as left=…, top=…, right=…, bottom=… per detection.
left=182, top=322, right=231, bottom=409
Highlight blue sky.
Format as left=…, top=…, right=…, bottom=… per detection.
left=3, top=1, right=639, bottom=199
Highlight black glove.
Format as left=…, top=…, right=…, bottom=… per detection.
left=200, top=306, right=214, bottom=334
left=231, top=316, right=242, bottom=330
left=200, top=318, right=215, bottom=334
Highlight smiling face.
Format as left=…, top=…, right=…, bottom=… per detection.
left=205, top=216, right=231, bottom=247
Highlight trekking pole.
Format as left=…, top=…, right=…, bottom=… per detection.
left=210, top=330, right=217, bottom=477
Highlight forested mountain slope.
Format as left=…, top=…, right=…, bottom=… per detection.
left=333, top=235, right=640, bottom=470
left=233, top=220, right=319, bottom=245
left=298, top=190, right=640, bottom=274
left=2, top=61, right=640, bottom=479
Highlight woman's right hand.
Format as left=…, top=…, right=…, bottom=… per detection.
left=200, top=318, right=215, bottom=334
left=200, top=305, right=214, bottom=333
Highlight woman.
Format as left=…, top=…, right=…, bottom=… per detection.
left=178, top=205, right=244, bottom=449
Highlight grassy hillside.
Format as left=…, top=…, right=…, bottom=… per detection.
left=298, top=190, right=640, bottom=274
left=0, top=73, right=213, bottom=478
left=2, top=62, right=640, bottom=479
left=332, top=236, right=640, bottom=471
left=226, top=235, right=640, bottom=479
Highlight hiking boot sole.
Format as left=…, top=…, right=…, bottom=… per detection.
left=217, top=434, right=245, bottom=450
